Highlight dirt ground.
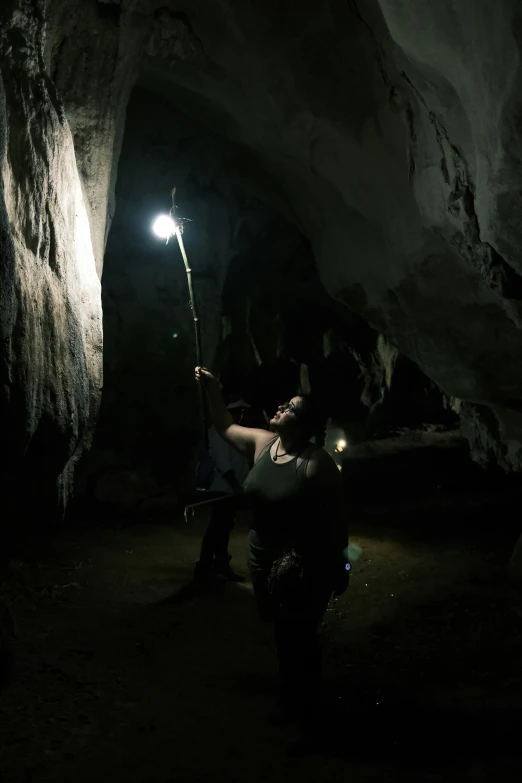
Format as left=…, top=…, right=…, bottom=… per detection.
left=1, top=502, right=522, bottom=783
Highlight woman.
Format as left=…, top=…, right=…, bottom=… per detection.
left=195, top=367, right=349, bottom=733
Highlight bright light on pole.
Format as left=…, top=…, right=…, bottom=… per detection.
left=152, top=189, right=208, bottom=450
left=152, top=214, right=176, bottom=240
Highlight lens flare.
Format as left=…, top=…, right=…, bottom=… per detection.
left=345, top=543, right=363, bottom=562
left=153, top=214, right=176, bottom=239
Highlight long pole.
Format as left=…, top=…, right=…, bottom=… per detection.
left=171, top=188, right=209, bottom=450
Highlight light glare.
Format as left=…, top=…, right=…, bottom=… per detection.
left=153, top=214, right=176, bottom=239
left=337, top=439, right=347, bottom=450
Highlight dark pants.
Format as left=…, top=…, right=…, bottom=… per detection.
left=198, top=493, right=237, bottom=567
left=250, top=566, right=331, bottom=717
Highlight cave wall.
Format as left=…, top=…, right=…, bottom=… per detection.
left=138, top=0, right=522, bottom=469
left=0, top=0, right=201, bottom=547
left=0, top=1, right=103, bottom=556
left=3, top=0, right=522, bottom=547
left=44, top=0, right=201, bottom=275
left=83, top=87, right=457, bottom=515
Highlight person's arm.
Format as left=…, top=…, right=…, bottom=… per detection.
left=195, top=367, right=272, bottom=462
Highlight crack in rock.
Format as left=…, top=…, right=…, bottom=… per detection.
left=399, top=69, right=522, bottom=310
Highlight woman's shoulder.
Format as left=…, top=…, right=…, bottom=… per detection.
left=304, top=445, right=340, bottom=483
left=254, top=429, right=276, bottom=447
left=253, top=430, right=277, bottom=461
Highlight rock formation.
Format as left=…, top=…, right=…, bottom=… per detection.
left=1, top=0, right=102, bottom=560
left=2, top=0, right=522, bottom=553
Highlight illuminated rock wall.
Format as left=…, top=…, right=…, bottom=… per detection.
left=0, top=2, right=102, bottom=552
left=2, top=0, right=522, bottom=553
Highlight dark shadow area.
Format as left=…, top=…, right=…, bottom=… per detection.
left=314, top=693, right=521, bottom=767
left=316, top=582, right=522, bottom=770
left=1, top=505, right=522, bottom=781
left=73, top=83, right=464, bottom=528
left=342, top=432, right=522, bottom=544
left=152, top=578, right=228, bottom=606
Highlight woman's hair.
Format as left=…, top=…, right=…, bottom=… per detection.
left=295, top=394, right=327, bottom=444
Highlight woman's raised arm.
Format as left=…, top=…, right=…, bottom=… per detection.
left=195, top=367, right=272, bottom=462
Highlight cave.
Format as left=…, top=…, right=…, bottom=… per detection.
left=1, top=0, right=522, bottom=779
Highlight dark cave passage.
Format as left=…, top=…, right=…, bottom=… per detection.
left=78, top=84, right=462, bottom=524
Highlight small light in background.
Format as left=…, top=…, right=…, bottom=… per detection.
left=153, top=214, right=176, bottom=239
left=172, top=332, right=178, bottom=339
left=324, top=425, right=348, bottom=465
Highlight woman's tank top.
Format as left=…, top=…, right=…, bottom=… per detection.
left=243, top=438, right=319, bottom=555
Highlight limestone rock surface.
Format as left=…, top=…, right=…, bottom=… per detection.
left=0, top=0, right=199, bottom=548
left=0, top=1, right=102, bottom=549
left=3, top=0, right=522, bottom=556
left=140, top=0, right=522, bottom=468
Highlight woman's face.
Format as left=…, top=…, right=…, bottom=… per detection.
left=270, top=396, right=304, bottom=432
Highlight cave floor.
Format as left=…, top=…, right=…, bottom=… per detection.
left=1, top=507, right=522, bottom=783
